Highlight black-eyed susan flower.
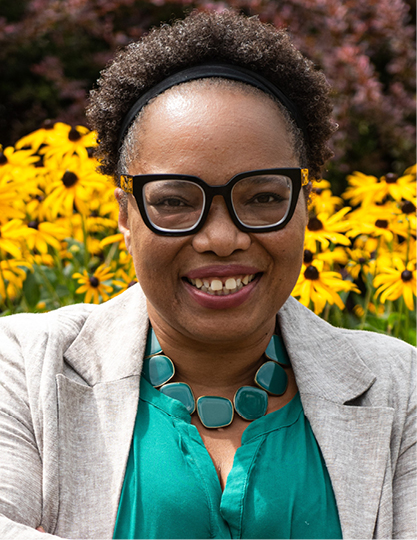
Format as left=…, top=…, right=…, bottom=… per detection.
left=292, top=260, right=360, bottom=315
left=14, top=119, right=57, bottom=152
left=345, top=248, right=372, bottom=280
left=304, top=208, right=352, bottom=251
left=40, top=123, right=97, bottom=161
left=373, top=258, right=416, bottom=311
left=0, top=219, right=36, bottom=258
left=342, top=172, right=381, bottom=207
left=0, top=146, right=40, bottom=183
left=73, top=264, right=114, bottom=304
left=0, top=259, right=28, bottom=303
left=43, top=154, right=107, bottom=218
left=24, top=220, right=70, bottom=254
left=309, top=180, right=343, bottom=215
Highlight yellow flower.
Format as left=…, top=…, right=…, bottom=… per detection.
left=24, top=220, right=70, bottom=254
left=346, top=204, right=396, bottom=243
left=43, top=154, right=107, bottom=218
left=0, top=259, right=28, bottom=302
left=373, top=258, right=416, bottom=311
left=14, top=120, right=58, bottom=152
left=73, top=264, right=114, bottom=304
left=342, top=172, right=381, bottom=207
left=304, top=208, right=352, bottom=251
left=309, top=180, right=343, bottom=214
left=302, top=246, right=348, bottom=270
left=0, top=146, right=39, bottom=182
left=40, top=123, right=97, bottom=160
left=0, top=182, right=26, bottom=223
left=378, top=170, right=416, bottom=204
left=0, top=219, right=36, bottom=258
left=345, top=248, right=372, bottom=280
left=292, top=260, right=359, bottom=315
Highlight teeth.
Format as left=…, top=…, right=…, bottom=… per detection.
left=211, top=279, right=223, bottom=291
left=188, top=273, right=257, bottom=295
left=225, top=278, right=237, bottom=290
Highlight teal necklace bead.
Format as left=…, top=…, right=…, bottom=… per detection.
left=197, top=396, right=234, bottom=428
left=265, top=334, right=290, bottom=366
left=142, top=355, right=175, bottom=387
left=254, top=361, right=288, bottom=395
left=143, top=326, right=290, bottom=428
left=160, top=382, right=196, bottom=414
left=234, top=386, right=268, bottom=421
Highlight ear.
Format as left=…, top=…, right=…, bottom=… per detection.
left=115, top=188, right=132, bottom=254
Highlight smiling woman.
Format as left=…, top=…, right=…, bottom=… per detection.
left=0, top=9, right=416, bottom=540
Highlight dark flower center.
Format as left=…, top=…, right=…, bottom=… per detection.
left=89, top=276, right=100, bottom=287
left=0, top=151, right=8, bottom=165
left=28, top=220, right=39, bottom=230
left=307, top=217, right=323, bottom=231
left=401, top=201, right=416, bottom=215
left=35, top=156, right=44, bottom=168
left=304, top=265, right=319, bottom=280
left=375, top=219, right=388, bottom=229
left=303, top=249, right=314, bottom=264
left=314, top=188, right=323, bottom=195
left=62, top=171, right=79, bottom=187
left=68, top=127, right=82, bottom=142
left=385, top=173, right=398, bottom=184
left=128, top=280, right=138, bottom=288
left=401, top=270, right=413, bottom=282
left=42, top=119, right=55, bottom=130
left=358, top=257, right=366, bottom=264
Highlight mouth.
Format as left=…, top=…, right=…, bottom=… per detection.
left=183, top=273, right=259, bottom=296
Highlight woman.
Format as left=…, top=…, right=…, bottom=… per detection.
left=0, top=10, right=415, bottom=540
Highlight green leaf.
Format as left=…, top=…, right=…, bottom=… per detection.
left=22, top=271, right=41, bottom=309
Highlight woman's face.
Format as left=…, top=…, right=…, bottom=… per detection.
left=118, top=84, right=308, bottom=346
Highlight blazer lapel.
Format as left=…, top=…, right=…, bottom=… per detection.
left=279, top=297, right=394, bottom=539
left=56, top=285, right=149, bottom=538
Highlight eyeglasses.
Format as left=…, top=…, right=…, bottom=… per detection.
left=120, top=168, right=309, bottom=236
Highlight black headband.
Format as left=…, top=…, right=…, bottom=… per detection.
left=117, top=63, right=308, bottom=150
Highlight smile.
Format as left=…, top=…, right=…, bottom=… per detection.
left=186, top=274, right=257, bottom=295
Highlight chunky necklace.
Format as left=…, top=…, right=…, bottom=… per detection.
left=142, top=328, right=290, bottom=429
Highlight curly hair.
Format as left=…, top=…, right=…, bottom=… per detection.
left=87, top=10, right=336, bottom=182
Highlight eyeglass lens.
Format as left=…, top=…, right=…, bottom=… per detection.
left=143, top=174, right=293, bottom=232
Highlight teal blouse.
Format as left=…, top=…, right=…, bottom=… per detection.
left=113, top=377, right=342, bottom=539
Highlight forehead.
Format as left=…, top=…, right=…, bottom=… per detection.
left=125, top=82, right=298, bottom=179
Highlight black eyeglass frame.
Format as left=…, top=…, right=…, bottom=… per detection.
left=120, top=167, right=309, bottom=236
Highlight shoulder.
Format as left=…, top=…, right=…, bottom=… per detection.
left=280, top=296, right=415, bottom=407
left=0, top=303, right=97, bottom=352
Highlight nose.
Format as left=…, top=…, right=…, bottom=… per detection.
left=191, top=196, right=251, bottom=256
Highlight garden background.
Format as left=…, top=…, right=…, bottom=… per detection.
left=0, top=0, right=415, bottom=344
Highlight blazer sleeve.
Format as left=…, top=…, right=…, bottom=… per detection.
left=0, top=320, right=59, bottom=538
left=392, top=346, right=417, bottom=539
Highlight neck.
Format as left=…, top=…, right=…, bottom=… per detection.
left=147, top=307, right=276, bottom=395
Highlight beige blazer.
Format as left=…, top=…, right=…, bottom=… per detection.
left=0, top=285, right=415, bottom=539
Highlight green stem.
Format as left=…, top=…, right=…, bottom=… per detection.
left=395, top=296, right=405, bottom=340
left=360, top=237, right=381, bottom=329
left=35, top=265, right=62, bottom=305
left=81, top=214, right=89, bottom=269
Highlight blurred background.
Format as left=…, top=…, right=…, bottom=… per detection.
left=0, top=0, right=415, bottom=190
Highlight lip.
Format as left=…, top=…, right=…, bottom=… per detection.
left=184, top=264, right=262, bottom=280
left=182, top=272, right=261, bottom=310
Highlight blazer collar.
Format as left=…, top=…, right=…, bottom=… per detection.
left=278, top=296, right=376, bottom=404
left=64, top=284, right=149, bottom=385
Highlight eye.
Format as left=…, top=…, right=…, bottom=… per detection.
left=154, top=197, right=189, bottom=208
left=247, top=192, right=284, bottom=205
